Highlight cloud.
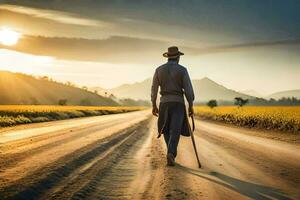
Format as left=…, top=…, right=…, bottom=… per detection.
left=0, top=4, right=200, bottom=46
left=184, top=39, right=300, bottom=55
left=3, top=2, right=299, bottom=49
left=0, top=35, right=170, bottom=63
left=1, top=34, right=299, bottom=64
left=0, top=4, right=109, bottom=27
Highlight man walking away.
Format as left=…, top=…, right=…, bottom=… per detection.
left=151, top=46, right=195, bottom=166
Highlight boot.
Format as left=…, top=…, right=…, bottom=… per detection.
left=167, top=153, right=175, bottom=166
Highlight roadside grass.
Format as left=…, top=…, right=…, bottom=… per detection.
left=0, top=105, right=145, bottom=127
left=194, top=106, right=300, bottom=133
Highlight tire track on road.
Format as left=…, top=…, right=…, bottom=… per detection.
left=0, top=111, right=151, bottom=187
left=1, top=119, right=150, bottom=200
left=0, top=118, right=126, bottom=170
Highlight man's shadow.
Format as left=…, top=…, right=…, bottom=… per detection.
left=176, top=164, right=292, bottom=200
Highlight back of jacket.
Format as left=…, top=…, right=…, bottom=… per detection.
left=151, top=60, right=194, bottom=106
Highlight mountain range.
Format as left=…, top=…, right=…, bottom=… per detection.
left=92, top=77, right=254, bottom=102
left=1, top=70, right=298, bottom=106
left=93, top=77, right=300, bottom=102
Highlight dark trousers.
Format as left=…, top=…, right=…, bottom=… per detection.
left=160, top=102, right=185, bottom=158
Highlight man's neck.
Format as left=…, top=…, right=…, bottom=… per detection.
left=167, top=60, right=178, bottom=64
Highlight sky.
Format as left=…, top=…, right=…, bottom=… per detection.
left=0, top=0, right=299, bottom=95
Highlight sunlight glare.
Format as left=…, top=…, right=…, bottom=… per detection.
left=0, top=27, right=21, bottom=46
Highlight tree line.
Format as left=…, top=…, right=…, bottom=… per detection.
left=204, top=96, right=300, bottom=108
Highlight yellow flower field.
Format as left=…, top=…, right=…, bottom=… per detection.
left=194, top=106, right=300, bottom=133
left=0, top=105, right=144, bottom=127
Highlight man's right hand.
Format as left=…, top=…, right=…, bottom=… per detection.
left=152, top=106, right=159, bottom=117
left=188, top=106, right=194, bottom=117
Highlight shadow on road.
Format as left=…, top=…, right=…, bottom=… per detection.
left=176, top=164, right=292, bottom=200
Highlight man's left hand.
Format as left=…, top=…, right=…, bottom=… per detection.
left=152, top=106, right=159, bottom=116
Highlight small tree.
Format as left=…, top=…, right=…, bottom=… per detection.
left=207, top=99, right=218, bottom=109
left=58, top=99, right=68, bottom=106
left=82, top=86, right=88, bottom=91
left=41, top=76, right=49, bottom=81
left=234, top=97, right=248, bottom=107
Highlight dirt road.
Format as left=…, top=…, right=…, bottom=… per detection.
left=0, top=110, right=299, bottom=200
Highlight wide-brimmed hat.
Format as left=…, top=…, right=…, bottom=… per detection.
left=163, top=46, right=184, bottom=58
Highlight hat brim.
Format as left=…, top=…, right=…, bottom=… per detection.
left=163, top=51, right=184, bottom=58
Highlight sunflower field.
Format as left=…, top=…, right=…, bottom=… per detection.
left=194, top=106, right=300, bottom=133
left=0, top=105, right=144, bottom=127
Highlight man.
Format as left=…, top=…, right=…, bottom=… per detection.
left=151, top=46, right=195, bottom=166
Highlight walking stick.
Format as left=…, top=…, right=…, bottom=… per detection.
left=189, top=114, right=202, bottom=168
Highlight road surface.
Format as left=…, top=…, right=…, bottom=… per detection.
left=0, top=110, right=299, bottom=200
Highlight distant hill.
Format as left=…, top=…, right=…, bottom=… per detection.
left=0, top=71, right=118, bottom=106
left=267, top=90, right=300, bottom=100
left=240, top=90, right=264, bottom=98
left=92, top=79, right=146, bottom=100
left=192, top=78, right=253, bottom=102
left=97, top=77, right=253, bottom=102
left=106, top=79, right=152, bottom=100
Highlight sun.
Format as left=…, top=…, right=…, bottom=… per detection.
left=0, top=28, right=21, bottom=46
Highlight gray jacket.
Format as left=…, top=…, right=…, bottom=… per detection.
left=151, top=60, right=195, bottom=107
